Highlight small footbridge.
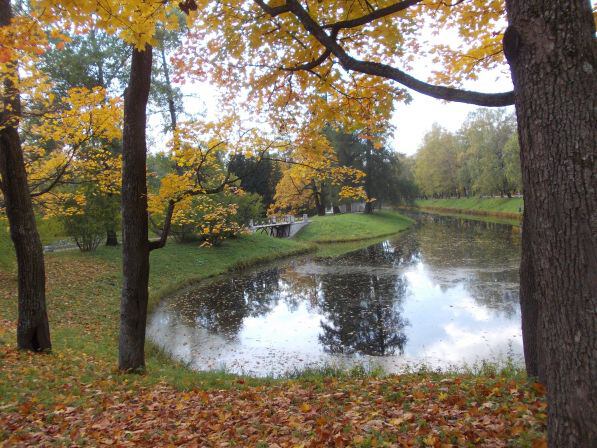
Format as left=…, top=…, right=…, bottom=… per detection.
left=249, top=214, right=310, bottom=238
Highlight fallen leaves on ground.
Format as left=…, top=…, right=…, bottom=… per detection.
left=1, top=346, right=546, bottom=447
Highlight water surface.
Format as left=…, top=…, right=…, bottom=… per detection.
left=148, top=214, right=523, bottom=376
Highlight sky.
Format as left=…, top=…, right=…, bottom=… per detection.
left=390, top=63, right=515, bottom=156
left=166, top=69, right=515, bottom=158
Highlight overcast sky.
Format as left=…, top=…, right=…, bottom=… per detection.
left=391, top=69, right=515, bottom=156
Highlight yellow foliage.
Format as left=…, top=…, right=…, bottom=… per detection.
left=32, top=1, right=190, bottom=49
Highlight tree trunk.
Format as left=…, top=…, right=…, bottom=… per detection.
left=106, top=229, right=118, bottom=246
left=364, top=202, right=374, bottom=214
left=504, top=1, right=596, bottom=445
left=0, top=0, right=51, bottom=352
left=118, top=45, right=153, bottom=372
left=332, top=205, right=340, bottom=214
left=316, top=202, right=326, bottom=216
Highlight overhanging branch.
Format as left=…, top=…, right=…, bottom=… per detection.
left=255, top=0, right=514, bottom=107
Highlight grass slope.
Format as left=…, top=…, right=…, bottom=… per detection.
left=0, top=217, right=69, bottom=272
left=416, top=197, right=523, bottom=220
left=296, top=211, right=413, bottom=244
left=0, top=220, right=14, bottom=272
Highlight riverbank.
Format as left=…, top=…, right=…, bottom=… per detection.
left=415, top=198, right=523, bottom=222
left=0, top=234, right=313, bottom=396
left=0, top=223, right=546, bottom=446
left=296, top=210, right=414, bottom=243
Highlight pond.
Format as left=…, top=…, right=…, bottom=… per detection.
left=148, top=213, right=523, bottom=376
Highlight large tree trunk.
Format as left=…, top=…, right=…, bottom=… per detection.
left=106, top=229, right=118, bottom=246
left=0, top=0, right=51, bottom=352
left=316, top=202, right=326, bottom=216
left=504, top=1, right=596, bottom=445
left=118, top=46, right=153, bottom=372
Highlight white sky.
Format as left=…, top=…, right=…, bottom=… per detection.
left=391, top=70, right=515, bottom=155
left=166, top=69, right=514, bottom=158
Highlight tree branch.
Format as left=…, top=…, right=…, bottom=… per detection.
left=255, top=0, right=514, bottom=107
left=149, top=199, right=175, bottom=251
left=324, top=0, right=422, bottom=31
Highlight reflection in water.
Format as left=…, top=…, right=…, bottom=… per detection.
left=148, top=213, right=523, bottom=376
left=318, top=273, right=408, bottom=356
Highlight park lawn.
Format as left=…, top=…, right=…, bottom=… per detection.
left=0, top=217, right=69, bottom=272
left=0, top=228, right=547, bottom=446
left=0, top=220, right=13, bottom=272
left=416, top=197, right=523, bottom=218
left=295, top=210, right=414, bottom=243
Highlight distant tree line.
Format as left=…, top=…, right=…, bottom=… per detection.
left=414, top=109, right=521, bottom=199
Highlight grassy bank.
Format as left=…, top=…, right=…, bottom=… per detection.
left=415, top=198, right=523, bottom=221
left=0, top=217, right=69, bottom=272
left=0, top=234, right=313, bottom=401
left=0, top=220, right=14, bottom=272
left=296, top=210, right=413, bottom=244
left=0, top=222, right=547, bottom=446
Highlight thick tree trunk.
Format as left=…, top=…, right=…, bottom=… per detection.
left=118, top=46, right=153, bottom=372
left=0, top=0, right=51, bottom=352
left=106, top=229, right=118, bottom=246
left=364, top=202, right=374, bottom=214
left=316, top=202, right=326, bottom=216
left=504, top=1, right=596, bottom=445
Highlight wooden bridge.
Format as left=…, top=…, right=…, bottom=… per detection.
left=249, top=214, right=310, bottom=238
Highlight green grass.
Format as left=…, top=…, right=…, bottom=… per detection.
left=0, top=217, right=69, bottom=273
left=0, top=233, right=314, bottom=406
left=415, top=197, right=523, bottom=220
left=295, top=211, right=413, bottom=244
left=0, top=219, right=14, bottom=272
left=36, top=216, right=69, bottom=244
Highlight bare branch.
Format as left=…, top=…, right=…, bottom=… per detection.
left=324, top=0, right=422, bottom=31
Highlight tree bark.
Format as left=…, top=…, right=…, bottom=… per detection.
left=106, top=229, right=118, bottom=246
left=118, top=45, right=153, bottom=372
left=504, top=1, right=596, bottom=445
left=0, top=0, right=51, bottom=352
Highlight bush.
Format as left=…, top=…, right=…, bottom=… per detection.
left=60, top=190, right=119, bottom=252
left=151, top=189, right=263, bottom=246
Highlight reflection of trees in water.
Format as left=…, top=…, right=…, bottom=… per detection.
left=279, top=268, right=319, bottom=310
left=175, top=268, right=283, bottom=337
left=168, top=214, right=520, bottom=348
left=465, top=273, right=519, bottom=318
left=412, top=214, right=521, bottom=317
left=326, top=235, right=421, bottom=269
left=415, top=214, right=520, bottom=267
left=317, top=273, right=409, bottom=356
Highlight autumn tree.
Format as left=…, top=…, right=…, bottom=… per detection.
left=414, top=124, right=459, bottom=198
left=1, top=1, right=121, bottom=350
left=459, top=108, right=518, bottom=197
left=269, top=130, right=367, bottom=216
left=183, top=0, right=595, bottom=444
left=414, top=110, right=520, bottom=198
left=0, top=0, right=50, bottom=351
left=326, top=127, right=416, bottom=210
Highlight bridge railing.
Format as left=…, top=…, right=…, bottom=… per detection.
left=249, top=214, right=309, bottom=228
